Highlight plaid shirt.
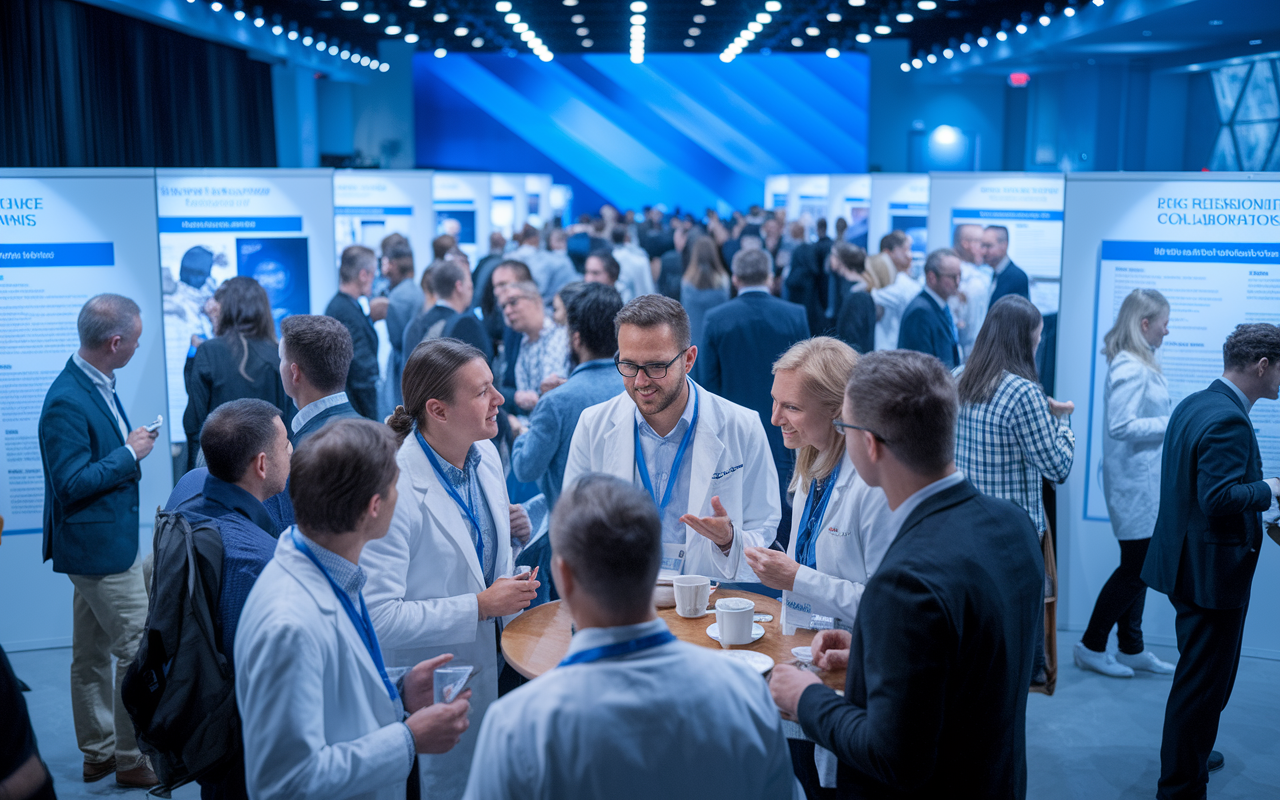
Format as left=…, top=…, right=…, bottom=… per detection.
left=516, top=318, right=572, bottom=397
left=955, top=371, right=1075, bottom=534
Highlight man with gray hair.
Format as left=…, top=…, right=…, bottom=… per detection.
left=39, top=294, right=161, bottom=788
left=950, top=223, right=992, bottom=358
left=897, top=248, right=963, bottom=368
left=462, top=475, right=800, bottom=800
left=699, top=248, right=809, bottom=547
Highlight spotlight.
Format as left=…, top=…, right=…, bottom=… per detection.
left=701, top=0, right=715, bottom=6
left=631, top=53, right=643, bottom=63
left=233, top=10, right=245, bottom=20
left=340, top=49, right=350, bottom=59
left=521, top=30, right=534, bottom=41
left=685, top=38, right=694, bottom=46
left=578, top=27, right=589, bottom=36
left=405, top=32, right=419, bottom=43
left=455, top=26, right=468, bottom=36
left=329, top=45, right=339, bottom=54
left=564, top=0, right=578, bottom=5
left=855, top=32, right=871, bottom=43
left=360, top=55, right=370, bottom=65
left=911, top=57, right=922, bottom=67
left=434, top=47, right=447, bottom=57
left=472, top=36, right=484, bottom=46
left=827, top=12, right=842, bottom=22
left=338, top=1, right=356, bottom=10
left=370, top=59, right=379, bottom=68
left=1016, top=23, right=1027, bottom=33
left=918, top=0, right=937, bottom=8
left=631, top=14, right=646, bottom=24
left=825, top=47, right=839, bottom=58
left=380, top=63, right=390, bottom=71
left=572, top=14, right=584, bottom=23
left=748, top=22, right=763, bottom=33
left=689, top=27, right=700, bottom=35
left=302, top=35, right=313, bottom=45
left=742, top=30, right=755, bottom=40
left=900, top=62, right=911, bottom=71
left=211, top=1, right=223, bottom=10
left=496, top=1, right=511, bottom=10
left=959, top=42, right=969, bottom=52
left=1092, top=0, right=1103, bottom=5
left=874, top=24, right=891, bottom=34
left=897, top=13, right=913, bottom=23
left=409, top=0, right=425, bottom=6
left=996, top=30, right=1007, bottom=40
left=806, top=26, right=820, bottom=36
left=539, top=51, right=553, bottom=61
left=926, top=53, right=936, bottom=63
left=943, top=48, right=953, bottom=58
left=630, top=1, right=647, bottom=11
left=362, top=13, right=379, bottom=24
left=581, top=38, right=592, bottom=46
left=384, top=23, right=401, bottom=35
left=1064, top=7, right=1075, bottom=16
left=513, top=22, right=528, bottom=32
left=765, top=0, right=781, bottom=10
left=693, top=14, right=706, bottom=23
left=756, top=12, right=772, bottom=24
left=791, top=37, right=803, bottom=46
left=288, top=29, right=300, bottom=40
left=1039, top=15, right=1051, bottom=25
left=272, top=24, right=284, bottom=35
left=977, top=36, right=988, bottom=46
left=253, top=18, right=265, bottom=28
left=434, top=12, right=448, bottom=22
left=849, top=0, right=866, bottom=5
left=719, top=52, right=733, bottom=62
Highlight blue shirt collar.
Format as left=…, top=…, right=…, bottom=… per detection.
left=570, top=357, right=616, bottom=377
left=200, top=473, right=276, bottom=534
left=564, top=618, right=670, bottom=659
left=294, top=527, right=366, bottom=601
left=1218, top=376, right=1253, bottom=412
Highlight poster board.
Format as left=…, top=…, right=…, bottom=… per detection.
left=433, top=172, right=491, bottom=264
left=333, top=169, right=435, bottom=267
left=868, top=173, right=929, bottom=271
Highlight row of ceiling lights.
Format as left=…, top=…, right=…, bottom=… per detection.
left=187, top=0, right=389, bottom=70
left=493, top=2, right=553, bottom=61
left=901, top=0, right=1107, bottom=72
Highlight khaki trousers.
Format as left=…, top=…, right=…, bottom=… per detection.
left=67, top=557, right=149, bottom=770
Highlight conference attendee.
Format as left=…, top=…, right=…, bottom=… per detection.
left=462, top=474, right=800, bottom=800
left=433, top=233, right=457, bottom=260
left=784, top=221, right=828, bottom=336
left=501, top=281, right=571, bottom=414
left=745, top=337, right=894, bottom=794
left=480, top=258, right=533, bottom=358
left=383, top=242, right=422, bottom=410
left=584, top=249, right=621, bottom=294
left=279, top=314, right=362, bottom=445
left=509, top=226, right=542, bottom=277
left=366, top=340, right=540, bottom=800
left=954, top=295, right=1074, bottom=686
left=171, top=399, right=290, bottom=800
left=681, top=237, right=732, bottom=350
left=861, top=252, right=894, bottom=292
left=831, top=243, right=877, bottom=355
left=770, top=350, right=1044, bottom=800
left=1, top=643, right=55, bottom=800
left=870, top=231, right=921, bottom=352
left=375, top=233, right=409, bottom=299
left=184, top=276, right=292, bottom=470
left=563, top=295, right=781, bottom=580
left=657, top=223, right=690, bottom=299
left=401, top=259, right=492, bottom=361
left=471, top=231, right=508, bottom=312
left=39, top=294, right=160, bottom=788
left=326, top=245, right=384, bottom=420
left=983, top=225, right=1030, bottom=304
left=488, top=260, right=537, bottom=409
left=1142, top=323, right=1280, bottom=799
left=897, top=248, right=962, bottom=368
left=951, top=223, right=992, bottom=359
left=539, top=228, right=579, bottom=305
left=511, top=284, right=626, bottom=509
left=611, top=226, right=656, bottom=302
left=700, top=249, right=808, bottom=547
left=235, top=419, right=473, bottom=800
left=551, top=280, right=587, bottom=327
left=1077, top=289, right=1175, bottom=678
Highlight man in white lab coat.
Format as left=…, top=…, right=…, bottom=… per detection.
left=563, top=295, right=781, bottom=582
left=463, top=474, right=801, bottom=800
left=235, top=420, right=472, bottom=800
left=950, top=224, right=992, bottom=359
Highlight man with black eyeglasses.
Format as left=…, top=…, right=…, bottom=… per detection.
left=563, top=295, right=780, bottom=582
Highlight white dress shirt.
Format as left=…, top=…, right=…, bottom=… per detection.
left=73, top=352, right=136, bottom=460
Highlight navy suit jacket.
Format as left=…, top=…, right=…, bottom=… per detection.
left=291, top=399, right=363, bottom=445
left=990, top=261, right=1030, bottom=305
left=325, top=292, right=379, bottom=392
left=402, top=305, right=493, bottom=367
left=798, top=480, right=1043, bottom=800
left=897, top=291, right=959, bottom=369
left=699, top=291, right=809, bottom=488
left=1142, top=380, right=1273, bottom=610
left=40, top=358, right=142, bottom=575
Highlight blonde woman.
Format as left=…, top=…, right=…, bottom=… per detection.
left=1076, top=289, right=1176, bottom=678
left=745, top=336, right=893, bottom=795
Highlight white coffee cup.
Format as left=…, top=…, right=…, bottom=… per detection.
left=715, top=597, right=756, bottom=649
left=673, top=575, right=711, bottom=618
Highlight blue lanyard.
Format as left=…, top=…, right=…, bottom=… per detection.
left=415, top=430, right=486, bottom=576
left=634, top=383, right=700, bottom=519
left=289, top=529, right=399, bottom=704
left=558, top=630, right=678, bottom=667
left=795, top=461, right=842, bottom=570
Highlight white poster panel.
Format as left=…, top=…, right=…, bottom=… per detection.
left=928, top=172, right=1065, bottom=313
left=0, top=168, right=170, bottom=650
left=786, top=175, right=830, bottom=240
left=1057, top=171, right=1280, bottom=659
left=524, top=174, right=552, bottom=227
left=868, top=174, right=929, bottom=272
left=333, top=169, right=435, bottom=265
left=433, top=172, right=491, bottom=264
left=827, top=174, right=872, bottom=248
left=764, top=175, right=789, bottom=211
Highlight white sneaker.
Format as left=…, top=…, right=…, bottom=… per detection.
left=1116, top=650, right=1176, bottom=674
left=1073, top=642, right=1134, bottom=678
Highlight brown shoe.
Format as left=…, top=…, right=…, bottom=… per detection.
left=116, top=763, right=161, bottom=788
left=83, top=757, right=116, bottom=782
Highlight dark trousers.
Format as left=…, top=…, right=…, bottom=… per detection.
left=789, top=740, right=837, bottom=800
left=1156, top=596, right=1248, bottom=800
left=1082, top=538, right=1150, bottom=655
left=347, top=384, right=378, bottom=420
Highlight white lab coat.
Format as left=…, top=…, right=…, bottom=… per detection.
left=361, top=436, right=515, bottom=800
left=613, top=244, right=656, bottom=303
left=782, top=450, right=897, bottom=632
left=235, top=531, right=412, bottom=800
left=461, top=619, right=802, bottom=800
left=1101, top=350, right=1170, bottom=540
left=563, top=384, right=781, bottom=581
left=952, top=260, right=992, bottom=358
left=870, top=271, right=921, bottom=351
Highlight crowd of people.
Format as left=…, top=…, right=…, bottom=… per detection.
left=10, top=201, right=1280, bottom=800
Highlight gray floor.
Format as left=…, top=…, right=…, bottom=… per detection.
left=11, top=639, right=1280, bottom=799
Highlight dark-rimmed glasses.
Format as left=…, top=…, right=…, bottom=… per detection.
left=615, top=348, right=689, bottom=379
left=833, top=419, right=890, bottom=443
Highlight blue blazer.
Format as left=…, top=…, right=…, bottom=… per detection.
left=40, top=358, right=142, bottom=575
left=1142, top=380, right=1273, bottom=610
left=897, top=290, right=959, bottom=369
left=990, top=262, right=1030, bottom=305
left=291, top=400, right=363, bottom=445
left=699, top=291, right=809, bottom=487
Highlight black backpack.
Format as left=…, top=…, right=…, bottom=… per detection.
left=122, top=510, right=240, bottom=794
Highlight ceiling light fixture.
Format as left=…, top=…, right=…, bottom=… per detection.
left=900, top=62, right=911, bottom=72
left=582, top=38, right=593, bottom=46
left=791, top=37, right=803, bottom=46
left=1039, top=15, right=1050, bottom=25
left=1064, top=6, right=1075, bottom=16
left=765, top=0, right=781, bottom=10
left=897, top=13, right=913, bottom=23
left=917, top=0, right=936, bottom=9
left=455, top=26, right=469, bottom=36
left=977, top=36, right=988, bottom=46
left=631, top=1, right=647, bottom=11
left=496, top=1, right=511, bottom=10
left=471, top=36, right=484, bottom=46
left=434, top=47, right=446, bottom=58
left=433, top=12, right=448, bottom=23
left=571, top=14, right=584, bottom=23
left=855, top=32, right=871, bottom=43
left=827, top=12, right=842, bottom=22
left=875, top=24, right=891, bottom=34
left=826, top=47, right=839, bottom=58
left=912, top=57, right=923, bottom=68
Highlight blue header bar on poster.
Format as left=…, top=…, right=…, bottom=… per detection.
left=0, top=242, right=115, bottom=267
left=334, top=207, right=414, bottom=216
left=951, top=209, right=1065, bottom=221
left=158, top=216, right=303, bottom=232
left=1101, top=240, right=1280, bottom=264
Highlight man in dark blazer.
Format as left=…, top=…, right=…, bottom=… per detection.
left=278, top=314, right=362, bottom=445
left=324, top=245, right=385, bottom=420
left=771, top=350, right=1044, bottom=800
left=401, top=258, right=492, bottom=362
left=897, top=248, right=963, bottom=369
left=39, top=294, right=161, bottom=788
left=1142, top=323, right=1280, bottom=800
left=783, top=228, right=826, bottom=337
left=982, top=226, right=1030, bottom=304
left=700, top=248, right=809, bottom=548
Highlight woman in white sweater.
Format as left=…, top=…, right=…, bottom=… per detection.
left=1075, top=288, right=1177, bottom=678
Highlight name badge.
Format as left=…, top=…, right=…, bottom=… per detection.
left=662, top=542, right=686, bottom=574
left=781, top=590, right=835, bottom=636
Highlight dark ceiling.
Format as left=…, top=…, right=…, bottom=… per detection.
left=218, top=0, right=1074, bottom=60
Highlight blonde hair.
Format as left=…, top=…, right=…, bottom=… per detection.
left=863, top=252, right=895, bottom=291
left=1103, top=288, right=1169, bottom=371
left=772, top=337, right=858, bottom=494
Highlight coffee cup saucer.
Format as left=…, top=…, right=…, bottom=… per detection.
left=705, top=622, right=766, bottom=643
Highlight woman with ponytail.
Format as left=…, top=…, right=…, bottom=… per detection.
left=361, top=337, right=540, bottom=800
left=183, top=276, right=292, bottom=471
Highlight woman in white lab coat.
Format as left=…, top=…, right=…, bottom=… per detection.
left=362, top=338, right=540, bottom=800
left=744, top=336, right=895, bottom=795
left=1076, top=288, right=1176, bottom=678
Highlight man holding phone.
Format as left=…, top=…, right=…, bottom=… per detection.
left=39, top=294, right=161, bottom=788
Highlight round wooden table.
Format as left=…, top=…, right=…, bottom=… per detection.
left=501, top=589, right=846, bottom=691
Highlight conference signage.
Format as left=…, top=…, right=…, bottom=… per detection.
left=333, top=169, right=435, bottom=269
left=433, top=172, right=491, bottom=264
left=868, top=173, right=930, bottom=271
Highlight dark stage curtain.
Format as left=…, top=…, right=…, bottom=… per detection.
left=0, top=0, right=276, bottom=168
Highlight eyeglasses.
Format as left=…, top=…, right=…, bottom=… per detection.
left=500, top=294, right=534, bottom=311
left=615, top=348, right=688, bottom=379
left=832, top=419, right=890, bottom=443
